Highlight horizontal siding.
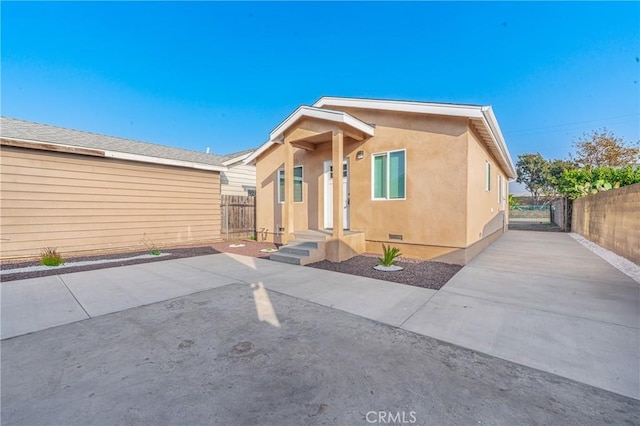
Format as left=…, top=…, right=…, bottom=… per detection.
left=0, top=146, right=221, bottom=259
left=221, top=163, right=256, bottom=196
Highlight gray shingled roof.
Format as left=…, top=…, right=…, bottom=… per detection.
left=220, top=148, right=256, bottom=162
left=0, top=117, right=225, bottom=168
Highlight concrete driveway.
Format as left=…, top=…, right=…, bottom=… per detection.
left=402, top=230, right=640, bottom=400
left=2, top=231, right=639, bottom=424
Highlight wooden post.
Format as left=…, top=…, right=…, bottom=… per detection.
left=226, top=199, right=230, bottom=240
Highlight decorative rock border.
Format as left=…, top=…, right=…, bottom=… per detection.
left=373, top=265, right=404, bottom=272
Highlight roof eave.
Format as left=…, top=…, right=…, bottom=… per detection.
left=314, top=97, right=517, bottom=179
left=243, top=140, right=274, bottom=165
left=313, top=96, right=485, bottom=119
left=1, top=137, right=227, bottom=172
left=480, top=106, right=517, bottom=179
left=222, top=152, right=252, bottom=166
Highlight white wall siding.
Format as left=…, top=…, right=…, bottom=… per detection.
left=221, top=163, right=256, bottom=196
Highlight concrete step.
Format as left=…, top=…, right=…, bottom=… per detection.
left=279, top=242, right=319, bottom=255
left=270, top=239, right=326, bottom=266
left=269, top=252, right=306, bottom=265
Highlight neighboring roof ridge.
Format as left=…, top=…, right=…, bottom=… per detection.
left=1, top=116, right=222, bottom=159
left=221, top=147, right=256, bottom=161
left=0, top=116, right=226, bottom=169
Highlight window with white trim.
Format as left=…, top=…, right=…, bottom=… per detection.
left=497, top=175, right=502, bottom=203
left=485, top=161, right=491, bottom=191
left=372, top=150, right=406, bottom=200
left=278, top=166, right=303, bottom=203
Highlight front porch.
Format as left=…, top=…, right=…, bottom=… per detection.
left=271, top=106, right=375, bottom=263
left=270, top=229, right=366, bottom=265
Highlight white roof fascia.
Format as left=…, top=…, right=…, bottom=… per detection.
left=104, top=151, right=226, bottom=172
left=315, top=97, right=517, bottom=178
left=243, top=140, right=274, bottom=165
left=2, top=137, right=226, bottom=172
left=480, top=106, right=517, bottom=178
left=222, top=152, right=252, bottom=166
left=269, top=106, right=375, bottom=143
left=314, top=97, right=485, bottom=119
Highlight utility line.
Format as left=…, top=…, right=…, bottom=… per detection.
left=505, top=113, right=640, bottom=136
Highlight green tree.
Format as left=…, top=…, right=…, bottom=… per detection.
left=515, top=153, right=550, bottom=204
left=547, top=159, right=578, bottom=195
left=572, top=128, right=640, bottom=168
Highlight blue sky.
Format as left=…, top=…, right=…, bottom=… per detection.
left=2, top=1, right=639, bottom=167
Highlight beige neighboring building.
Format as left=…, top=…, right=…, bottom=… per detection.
left=0, top=117, right=226, bottom=260
left=245, top=97, right=517, bottom=265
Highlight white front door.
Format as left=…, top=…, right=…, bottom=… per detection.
left=324, top=160, right=350, bottom=230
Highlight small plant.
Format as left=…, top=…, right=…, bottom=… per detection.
left=141, top=234, right=161, bottom=256
left=40, top=247, right=64, bottom=267
left=508, top=194, right=520, bottom=210
left=249, top=234, right=257, bottom=241
left=377, top=244, right=402, bottom=267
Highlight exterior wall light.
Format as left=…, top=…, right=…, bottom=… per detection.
left=356, top=150, right=365, bottom=160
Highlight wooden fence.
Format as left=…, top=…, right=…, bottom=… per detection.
left=221, top=194, right=256, bottom=240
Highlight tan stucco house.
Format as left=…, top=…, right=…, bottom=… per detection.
left=245, top=97, right=517, bottom=265
left=0, top=117, right=226, bottom=259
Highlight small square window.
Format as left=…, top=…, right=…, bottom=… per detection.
left=372, top=150, right=406, bottom=200
left=278, top=166, right=303, bottom=203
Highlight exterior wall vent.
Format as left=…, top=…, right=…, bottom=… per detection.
left=389, top=234, right=403, bottom=241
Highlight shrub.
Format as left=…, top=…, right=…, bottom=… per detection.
left=558, top=165, right=640, bottom=199
left=377, top=244, right=402, bottom=267
left=40, top=247, right=64, bottom=267
left=150, top=249, right=162, bottom=256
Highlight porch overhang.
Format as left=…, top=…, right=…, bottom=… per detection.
left=244, top=106, right=375, bottom=164
left=270, top=106, right=375, bottom=144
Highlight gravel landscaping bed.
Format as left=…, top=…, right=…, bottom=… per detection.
left=1, top=240, right=281, bottom=283
left=307, top=254, right=462, bottom=290
left=2, top=240, right=459, bottom=290
left=0, top=246, right=220, bottom=282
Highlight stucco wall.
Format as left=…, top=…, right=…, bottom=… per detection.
left=255, top=110, right=470, bottom=251
left=1, top=146, right=221, bottom=259
left=571, top=183, right=640, bottom=264
left=466, top=127, right=508, bottom=245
